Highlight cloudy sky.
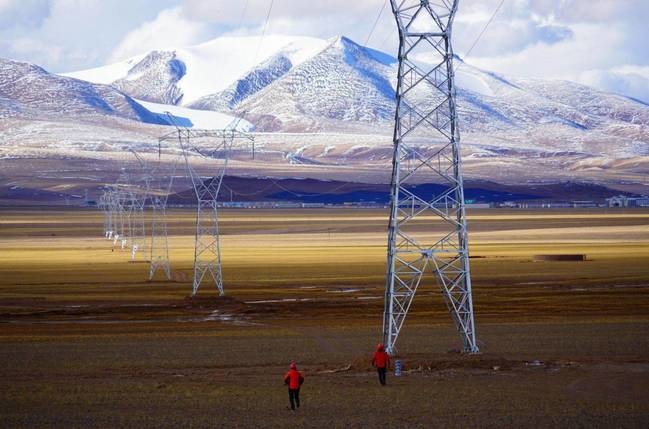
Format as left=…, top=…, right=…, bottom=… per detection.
left=1, top=0, right=648, bottom=102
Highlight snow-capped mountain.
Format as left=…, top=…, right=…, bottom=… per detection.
left=0, top=57, right=250, bottom=130
left=64, top=35, right=329, bottom=106
left=1, top=34, right=648, bottom=198
left=112, top=51, right=186, bottom=105
left=233, top=36, right=397, bottom=131
left=60, top=34, right=649, bottom=144
left=0, top=58, right=166, bottom=124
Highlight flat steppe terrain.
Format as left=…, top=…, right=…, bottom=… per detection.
left=1, top=207, right=648, bottom=428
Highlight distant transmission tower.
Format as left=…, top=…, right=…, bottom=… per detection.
left=108, top=186, right=127, bottom=249
left=149, top=154, right=179, bottom=281
left=159, top=120, right=253, bottom=296
left=98, top=190, right=112, bottom=239
left=125, top=189, right=145, bottom=260
left=126, top=150, right=151, bottom=261
left=383, top=0, right=478, bottom=354
left=104, top=190, right=115, bottom=240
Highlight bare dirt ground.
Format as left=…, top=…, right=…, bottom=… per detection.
left=1, top=207, right=649, bottom=428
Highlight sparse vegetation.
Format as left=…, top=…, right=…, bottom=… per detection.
left=1, top=208, right=648, bottom=427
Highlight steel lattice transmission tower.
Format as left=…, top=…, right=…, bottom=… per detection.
left=149, top=154, right=179, bottom=281
left=98, top=190, right=112, bottom=239
left=124, top=150, right=152, bottom=261
left=383, top=0, right=478, bottom=354
left=159, top=126, right=253, bottom=296
left=125, top=186, right=147, bottom=260
left=109, top=186, right=127, bottom=249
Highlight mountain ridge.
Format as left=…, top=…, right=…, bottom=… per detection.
left=0, top=34, right=648, bottom=196
left=0, top=57, right=167, bottom=125
left=56, top=34, right=649, bottom=143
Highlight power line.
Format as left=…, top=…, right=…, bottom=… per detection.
left=270, top=178, right=353, bottom=198
left=253, top=0, right=275, bottom=63
left=221, top=180, right=277, bottom=197
left=365, top=0, right=388, bottom=46
left=378, top=26, right=396, bottom=50
left=238, top=0, right=249, bottom=28
left=223, top=177, right=356, bottom=199
left=456, top=0, right=506, bottom=71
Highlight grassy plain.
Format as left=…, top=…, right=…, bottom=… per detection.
left=1, top=207, right=649, bottom=428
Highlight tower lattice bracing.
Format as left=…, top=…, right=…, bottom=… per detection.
left=149, top=195, right=171, bottom=280
left=126, top=189, right=147, bottom=261
left=125, top=151, right=152, bottom=262
left=98, top=191, right=112, bottom=239
left=148, top=160, right=177, bottom=281
left=109, top=187, right=127, bottom=249
left=159, top=128, right=253, bottom=296
left=383, top=0, right=478, bottom=354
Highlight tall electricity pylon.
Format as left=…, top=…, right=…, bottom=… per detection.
left=109, top=187, right=127, bottom=249
left=126, top=150, right=151, bottom=261
left=125, top=188, right=146, bottom=260
left=149, top=154, right=179, bottom=281
left=99, top=191, right=112, bottom=239
left=383, top=0, right=478, bottom=354
left=149, top=193, right=172, bottom=279
left=159, top=124, right=254, bottom=296
left=103, top=190, right=116, bottom=240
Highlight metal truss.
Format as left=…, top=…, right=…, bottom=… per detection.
left=98, top=191, right=113, bottom=239
left=125, top=189, right=146, bottom=260
left=148, top=155, right=179, bottom=281
left=149, top=193, right=172, bottom=280
left=383, top=0, right=478, bottom=354
left=101, top=166, right=146, bottom=257
left=125, top=151, right=152, bottom=261
left=108, top=186, right=127, bottom=250
left=159, top=126, right=254, bottom=295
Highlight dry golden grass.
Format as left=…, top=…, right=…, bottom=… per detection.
left=1, top=207, right=649, bottom=427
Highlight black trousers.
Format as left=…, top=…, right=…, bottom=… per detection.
left=288, top=388, right=300, bottom=409
left=377, top=367, right=387, bottom=385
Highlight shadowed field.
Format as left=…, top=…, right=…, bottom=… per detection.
left=1, top=208, right=649, bottom=428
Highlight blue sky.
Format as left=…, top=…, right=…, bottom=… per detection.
left=1, top=0, right=648, bottom=102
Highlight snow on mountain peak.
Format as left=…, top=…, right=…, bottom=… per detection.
left=176, top=34, right=328, bottom=104
left=62, top=35, right=330, bottom=107
left=63, top=54, right=147, bottom=85
left=30, top=33, right=649, bottom=146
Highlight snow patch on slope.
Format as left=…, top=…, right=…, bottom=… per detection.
left=173, top=35, right=329, bottom=104
left=134, top=98, right=252, bottom=130
left=63, top=55, right=146, bottom=84
left=61, top=35, right=329, bottom=107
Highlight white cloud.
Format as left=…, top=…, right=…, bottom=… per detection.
left=0, top=0, right=49, bottom=27
left=0, top=0, right=15, bottom=12
left=452, top=0, right=649, bottom=101
left=0, top=0, right=177, bottom=72
left=180, top=0, right=384, bottom=23
left=10, top=37, right=62, bottom=64
left=0, top=0, right=647, bottom=102
left=579, top=67, right=649, bottom=103
left=469, top=23, right=625, bottom=78
left=110, top=7, right=209, bottom=62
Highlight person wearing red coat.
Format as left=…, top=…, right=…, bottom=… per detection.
left=371, top=343, right=390, bottom=385
left=283, top=362, right=305, bottom=410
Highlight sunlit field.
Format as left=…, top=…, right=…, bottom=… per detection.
left=1, top=207, right=649, bottom=427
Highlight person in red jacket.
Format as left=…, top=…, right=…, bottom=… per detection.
left=371, top=343, right=390, bottom=386
left=283, top=362, right=304, bottom=411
